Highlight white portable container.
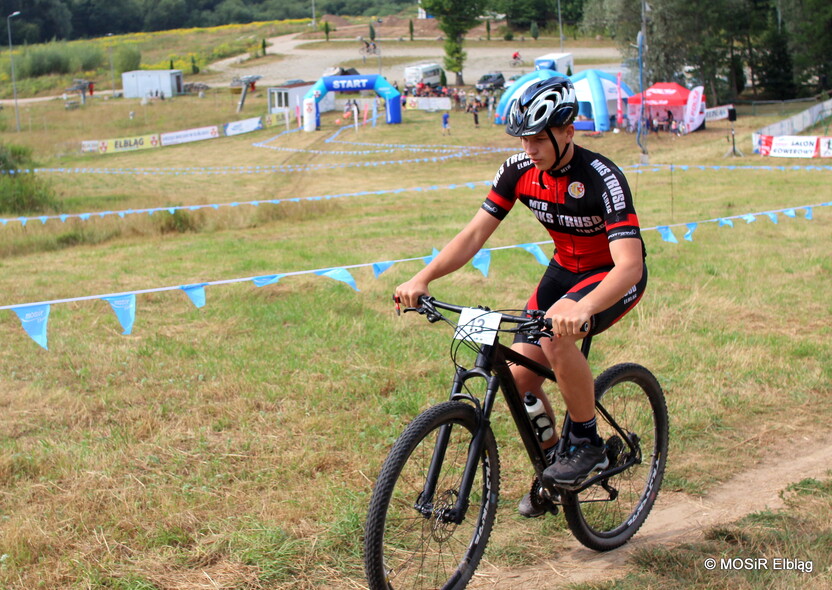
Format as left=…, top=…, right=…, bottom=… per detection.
left=403, top=63, right=444, bottom=88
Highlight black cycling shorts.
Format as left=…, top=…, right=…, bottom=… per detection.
left=513, top=258, right=648, bottom=346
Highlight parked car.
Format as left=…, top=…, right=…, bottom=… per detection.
left=475, top=72, right=505, bottom=91
left=504, top=74, right=523, bottom=88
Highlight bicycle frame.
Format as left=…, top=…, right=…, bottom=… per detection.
left=417, top=331, right=640, bottom=524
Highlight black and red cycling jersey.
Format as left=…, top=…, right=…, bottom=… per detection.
left=483, top=144, right=645, bottom=273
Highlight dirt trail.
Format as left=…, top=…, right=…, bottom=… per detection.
left=467, top=432, right=832, bottom=588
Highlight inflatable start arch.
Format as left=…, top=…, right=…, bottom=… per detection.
left=303, top=74, right=402, bottom=131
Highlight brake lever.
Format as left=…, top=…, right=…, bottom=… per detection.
left=392, top=295, right=440, bottom=321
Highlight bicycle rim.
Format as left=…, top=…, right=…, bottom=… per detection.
left=364, top=401, right=500, bottom=590
left=563, top=363, right=668, bottom=551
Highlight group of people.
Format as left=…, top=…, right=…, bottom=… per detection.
left=647, top=109, right=684, bottom=135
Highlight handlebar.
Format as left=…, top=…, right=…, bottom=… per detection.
left=393, top=295, right=591, bottom=337
left=394, top=295, right=555, bottom=338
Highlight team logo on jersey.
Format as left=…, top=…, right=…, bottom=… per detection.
left=567, top=181, right=586, bottom=199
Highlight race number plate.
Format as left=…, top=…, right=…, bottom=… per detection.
left=454, top=308, right=501, bottom=345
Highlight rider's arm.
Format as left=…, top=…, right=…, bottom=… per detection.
left=548, top=238, right=644, bottom=336
left=396, top=209, right=501, bottom=308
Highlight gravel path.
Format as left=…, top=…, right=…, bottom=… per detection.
left=204, top=28, right=622, bottom=88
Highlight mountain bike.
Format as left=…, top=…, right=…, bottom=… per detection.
left=364, top=296, right=668, bottom=590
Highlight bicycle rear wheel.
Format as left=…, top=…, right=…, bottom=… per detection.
left=562, top=363, right=668, bottom=551
left=364, top=401, right=500, bottom=590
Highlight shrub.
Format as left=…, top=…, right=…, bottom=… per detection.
left=114, top=45, right=141, bottom=74
left=0, top=143, right=59, bottom=215
left=155, top=209, right=204, bottom=234
left=18, top=45, right=72, bottom=78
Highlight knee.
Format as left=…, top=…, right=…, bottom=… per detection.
left=510, top=363, right=545, bottom=397
left=540, top=335, right=579, bottom=370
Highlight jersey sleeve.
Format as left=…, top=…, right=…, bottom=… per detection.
left=595, top=158, right=642, bottom=244
left=481, top=153, right=527, bottom=221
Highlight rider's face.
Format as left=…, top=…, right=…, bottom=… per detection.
left=521, top=125, right=574, bottom=170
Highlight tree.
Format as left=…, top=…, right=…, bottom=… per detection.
left=494, top=0, right=552, bottom=30
left=143, top=0, right=188, bottom=32
left=780, top=0, right=832, bottom=93
left=758, top=23, right=796, bottom=99
left=409, top=19, right=414, bottom=41
left=369, top=22, right=376, bottom=41
left=530, top=21, right=539, bottom=41
left=324, top=20, right=331, bottom=41
left=421, top=0, right=488, bottom=85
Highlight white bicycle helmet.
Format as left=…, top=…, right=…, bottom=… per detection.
left=506, top=76, right=578, bottom=137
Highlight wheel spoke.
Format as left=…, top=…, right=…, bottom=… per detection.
left=365, top=402, right=500, bottom=590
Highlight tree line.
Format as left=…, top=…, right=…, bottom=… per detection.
left=0, top=0, right=414, bottom=41
left=1, top=0, right=828, bottom=103
left=425, top=0, right=830, bottom=103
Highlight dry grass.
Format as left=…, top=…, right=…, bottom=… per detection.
left=0, top=63, right=830, bottom=588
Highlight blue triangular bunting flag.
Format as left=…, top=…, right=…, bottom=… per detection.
left=657, top=226, right=678, bottom=243
left=471, top=249, right=491, bottom=277
left=13, top=304, right=51, bottom=349
left=718, top=218, right=734, bottom=228
left=315, top=268, right=359, bottom=291
left=766, top=212, right=778, bottom=224
left=180, top=284, right=207, bottom=308
left=518, top=243, right=549, bottom=265
left=252, top=274, right=285, bottom=287
left=423, top=248, right=440, bottom=265
left=804, top=207, right=813, bottom=220
left=372, top=261, right=395, bottom=278
left=684, top=222, right=697, bottom=241
left=103, top=294, right=136, bottom=335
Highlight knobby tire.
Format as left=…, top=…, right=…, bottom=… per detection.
left=562, top=362, right=669, bottom=551
left=364, top=401, right=500, bottom=590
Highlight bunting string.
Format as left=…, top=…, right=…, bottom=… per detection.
left=2, top=201, right=828, bottom=350
left=0, top=181, right=492, bottom=228
left=2, top=164, right=828, bottom=228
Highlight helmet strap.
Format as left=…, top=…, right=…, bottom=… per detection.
left=540, top=127, right=571, bottom=190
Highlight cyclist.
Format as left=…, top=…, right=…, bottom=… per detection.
left=395, top=76, right=647, bottom=517
left=512, top=51, right=522, bottom=63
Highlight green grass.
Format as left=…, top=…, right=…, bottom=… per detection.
left=0, top=45, right=831, bottom=588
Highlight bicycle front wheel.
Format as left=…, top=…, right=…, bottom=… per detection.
left=563, top=363, right=668, bottom=551
left=364, top=401, right=500, bottom=590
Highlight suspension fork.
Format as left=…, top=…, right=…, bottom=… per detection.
left=419, top=353, right=500, bottom=523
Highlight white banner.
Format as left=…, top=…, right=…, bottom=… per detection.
left=768, top=135, right=819, bottom=158
left=705, top=104, right=734, bottom=122
left=81, top=140, right=100, bottom=153
left=223, top=117, right=263, bottom=137
left=405, top=96, right=452, bottom=111
left=160, top=126, right=220, bottom=146
left=683, top=86, right=706, bottom=134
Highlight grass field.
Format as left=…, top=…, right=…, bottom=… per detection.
left=1, top=48, right=831, bottom=589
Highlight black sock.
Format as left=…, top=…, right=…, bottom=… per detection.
left=569, top=416, right=602, bottom=446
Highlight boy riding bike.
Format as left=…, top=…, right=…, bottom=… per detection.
left=394, top=76, right=648, bottom=517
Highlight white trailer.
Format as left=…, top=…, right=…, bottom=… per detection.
left=403, top=63, right=444, bottom=88
left=534, top=53, right=574, bottom=75
left=121, top=69, right=184, bottom=99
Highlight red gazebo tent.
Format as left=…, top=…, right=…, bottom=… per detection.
left=627, top=82, right=706, bottom=130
